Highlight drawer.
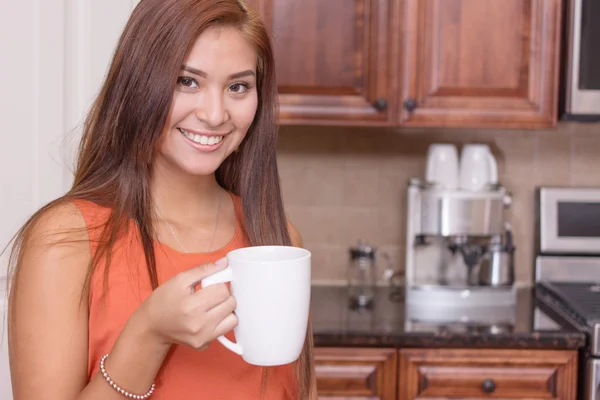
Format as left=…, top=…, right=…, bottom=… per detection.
left=315, top=347, right=397, bottom=400
left=399, top=348, right=577, bottom=400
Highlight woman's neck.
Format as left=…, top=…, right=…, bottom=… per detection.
left=150, top=161, right=222, bottom=225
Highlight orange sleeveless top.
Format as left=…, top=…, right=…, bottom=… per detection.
left=73, top=194, right=297, bottom=399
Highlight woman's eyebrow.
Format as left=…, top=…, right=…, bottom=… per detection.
left=181, top=65, right=256, bottom=80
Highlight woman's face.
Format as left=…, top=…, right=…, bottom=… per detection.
left=156, top=26, right=258, bottom=177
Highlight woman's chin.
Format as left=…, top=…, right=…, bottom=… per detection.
left=181, top=165, right=221, bottom=177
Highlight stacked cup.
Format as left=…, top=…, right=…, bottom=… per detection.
left=426, top=144, right=497, bottom=191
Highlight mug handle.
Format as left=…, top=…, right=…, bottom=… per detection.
left=200, top=267, right=244, bottom=356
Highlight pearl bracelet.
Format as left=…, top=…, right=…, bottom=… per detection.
left=100, top=354, right=156, bottom=399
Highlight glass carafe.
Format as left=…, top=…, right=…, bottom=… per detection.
left=347, top=239, right=394, bottom=309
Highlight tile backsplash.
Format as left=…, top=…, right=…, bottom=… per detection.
left=276, top=122, right=600, bottom=286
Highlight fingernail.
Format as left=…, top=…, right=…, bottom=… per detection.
left=215, top=257, right=228, bottom=268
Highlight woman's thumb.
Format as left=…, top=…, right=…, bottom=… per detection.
left=179, top=257, right=228, bottom=287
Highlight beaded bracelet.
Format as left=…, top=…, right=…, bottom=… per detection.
left=100, top=354, right=156, bottom=399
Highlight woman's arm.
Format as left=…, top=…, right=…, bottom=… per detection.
left=9, top=202, right=170, bottom=400
left=9, top=196, right=238, bottom=400
left=10, top=200, right=236, bottom=400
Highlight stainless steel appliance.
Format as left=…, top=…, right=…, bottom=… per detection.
left=535, top=186, right=600, bottom=400
left=404, top=178, right=516, bottom=309
left=564, top=0, right=600, bottom=119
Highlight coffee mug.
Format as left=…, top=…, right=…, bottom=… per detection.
left=201, top=245, right=311, bottom=366
left=425, top=144, right=459, bottom=189
left=459, top=144, right=498, bottom=191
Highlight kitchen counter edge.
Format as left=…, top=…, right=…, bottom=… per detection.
left=312, top=330, right=586, bottom=350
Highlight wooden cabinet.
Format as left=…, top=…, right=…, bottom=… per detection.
left=248, top=0, right=398, bottom=126
left=246, top=0, right=564, bottom=129
left=399, top=0, right=563, bottom=129
left=398, top=348, right=578, bottom=400
left=314, top=347, right=578, bottom=400
left=314, top=347, right=397, bottom=399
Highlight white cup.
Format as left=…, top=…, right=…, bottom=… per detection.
left=201, top=245, right=311, bottom=366
left=425, top=144, right=459, bottom=189
left=459, top=144, right=498, bottom=191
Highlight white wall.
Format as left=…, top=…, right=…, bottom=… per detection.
left=0, top=1, right=138, bottom=397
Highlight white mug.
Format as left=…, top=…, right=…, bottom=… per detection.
left=459, top=144, right=498, bottom=191
left=201, top=245, right=311, bottom=366
left=425, top=144, right=459, bottom=189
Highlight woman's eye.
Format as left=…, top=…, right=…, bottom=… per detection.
left=177, top=76, right=198, bottom=88
left=229, top=82, right=250, bottom=94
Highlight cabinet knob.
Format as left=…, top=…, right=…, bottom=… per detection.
left=373, top=98, right=388, bottom=111
left=481, top=379, right=496, bottom=393
left=403, top=98, right=418, bottom=112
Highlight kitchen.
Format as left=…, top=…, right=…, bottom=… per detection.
left=1, top=0, right=600, bottom=399
left=267, top=0, right=600, bottom=398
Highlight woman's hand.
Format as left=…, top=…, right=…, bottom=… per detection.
left=137, top=258, right=238, bottom=351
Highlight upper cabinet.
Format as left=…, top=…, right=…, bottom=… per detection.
left=399, top=0, right=563, bottom=129
left=246, top=0, right=563, bottom=129
left=248, top=0, right=398, bottom=126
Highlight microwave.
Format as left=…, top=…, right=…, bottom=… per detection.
left=537, top=187, right=600, bottom=255
left=564, top=0, right=600, bottom=119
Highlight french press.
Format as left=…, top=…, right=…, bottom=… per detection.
left=348, top=239, right=395, bottom=309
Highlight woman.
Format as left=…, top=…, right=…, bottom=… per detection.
left=7, top=0, right=316, bottom=399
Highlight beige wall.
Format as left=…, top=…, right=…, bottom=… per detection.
left=276, top=122, right=600, bottom=286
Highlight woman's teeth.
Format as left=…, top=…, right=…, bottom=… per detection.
left=179, top=128, right=223, bottom=145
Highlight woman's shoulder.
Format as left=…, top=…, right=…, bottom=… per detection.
left=30, top=200, right=89, bottom=242
left=19, top=200, right=91, bottom=271
left=287, top=219, right=303, bottom=247
left=231, top=192, right=303, bottom=247
left=71, top=198, right=112, bottom=224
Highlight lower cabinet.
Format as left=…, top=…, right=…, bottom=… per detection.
left=315, top=347, right=578, bottom=400
left=399, top=348, right=578, bottom=400
left=314, top=347, right=398, bottom=399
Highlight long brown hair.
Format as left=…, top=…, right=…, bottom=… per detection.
left=7, top=0, right=315, bottom=398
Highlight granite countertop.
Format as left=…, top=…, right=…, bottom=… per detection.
left=310, top=285, right=586, bottom=350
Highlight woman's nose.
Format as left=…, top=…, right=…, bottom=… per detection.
left=194, top=89, right=228, bottom=127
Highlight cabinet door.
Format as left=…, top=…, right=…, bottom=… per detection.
left=248, top=0, right=398, bottom=126
left=399, top=348, right=578, bottom=400
left=399, top=0, right=562, bottom=129
left=315, top=347, right=397, bottom=400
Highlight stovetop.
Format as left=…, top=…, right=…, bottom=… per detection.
left=536, top=281, right=600, bottom=331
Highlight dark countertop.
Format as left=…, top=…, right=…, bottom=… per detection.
left=310, top=285, right=586, bottom=350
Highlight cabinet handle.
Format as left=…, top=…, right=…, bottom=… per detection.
left=481, top=379, right=496, bottom=393
left=373, top=98, right=388, bottom=111
left=403, top=98, right=418, bottom=112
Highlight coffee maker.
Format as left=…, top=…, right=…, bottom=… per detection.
left=404, top=178, right=516, bottom=308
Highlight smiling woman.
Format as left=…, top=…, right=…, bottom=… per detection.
left=156, top=26, right=259, bottom=177
left=6, top=1, right=316, bottom=400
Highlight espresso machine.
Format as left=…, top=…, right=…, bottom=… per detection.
left=404, top=178, right=517, bottom=310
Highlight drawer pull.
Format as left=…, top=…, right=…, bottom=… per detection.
left=482, top=378, right=496, bottom=393
left=373, top=98, right=388, bottom=111
left=403, top=98, right=418, bottom=112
